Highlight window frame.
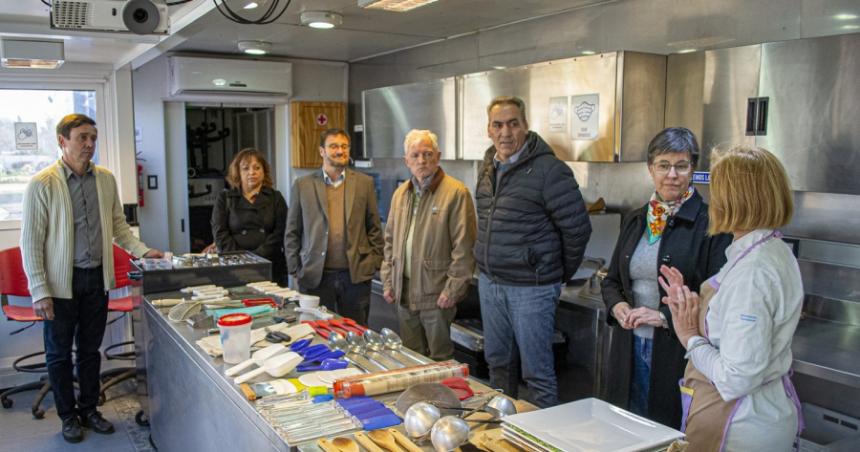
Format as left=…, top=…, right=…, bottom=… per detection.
left=0, top=76, right=112, bottom=231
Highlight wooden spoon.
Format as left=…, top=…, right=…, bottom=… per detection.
left=354, top=431, right=386, bottom=452
left=387, top=428, right=423, bottom=452
left=317, top=438, right=339, bottom=452
left=331, top=437, right=360, bottom=452
left=367, top=429, right=404, bottom=452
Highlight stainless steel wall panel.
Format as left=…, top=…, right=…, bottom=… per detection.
left=460, top=55, right=620, bottom=162
left=665, top=52, right=705, bottom=154
left=362, top=77, right=456, bottom=159
left=756, top=33, right=860, bottom=194
left=784, top=191, right=860, bottom=245
left=700, top=45, right=761, bottom=168
left=617, top=52, right=667, bottom=162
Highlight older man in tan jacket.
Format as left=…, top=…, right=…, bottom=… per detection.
left=381, top=129, right=476, bottom=360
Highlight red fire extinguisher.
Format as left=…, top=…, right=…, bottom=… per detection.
left=137, top=163, right=145, bottom=207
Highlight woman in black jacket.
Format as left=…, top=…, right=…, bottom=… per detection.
left=211, top=148, right=288, bottom=285
left=601, top=128, right=731, bottom=428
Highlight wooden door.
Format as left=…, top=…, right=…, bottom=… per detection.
left=290, top=101, right=346, bottom=168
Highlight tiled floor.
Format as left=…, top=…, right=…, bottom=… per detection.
left=0, top=380, right=153, bottom=452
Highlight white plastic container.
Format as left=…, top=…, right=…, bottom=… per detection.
left=218, top=313, right=252, bottom=364
left=297, top=294, right=320, bottom=309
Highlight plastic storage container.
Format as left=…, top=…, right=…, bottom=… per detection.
left=218, top=313, right=253, bottom=364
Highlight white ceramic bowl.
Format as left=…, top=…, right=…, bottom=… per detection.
left=297, top=295, right=320, bottom=309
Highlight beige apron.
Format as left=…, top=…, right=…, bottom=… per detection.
left=678, top=281, right=738, bottom=452
left=677, top=231, right=803, bottom=452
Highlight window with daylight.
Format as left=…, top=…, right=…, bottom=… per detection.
left=0, top=89, right=96, bottom=221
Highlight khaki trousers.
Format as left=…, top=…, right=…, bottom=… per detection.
left=398, top=278, right=456, bottom=361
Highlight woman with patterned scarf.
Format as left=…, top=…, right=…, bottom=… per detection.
left=602, top=127, right=732, bottom=428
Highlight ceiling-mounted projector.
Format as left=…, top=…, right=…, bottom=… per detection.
left=51, top=0, right=169, bottom=35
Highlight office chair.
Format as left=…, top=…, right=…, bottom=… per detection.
left=0, top=246, right=52, bottom=419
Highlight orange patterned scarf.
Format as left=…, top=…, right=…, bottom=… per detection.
left=646, top=186, right=694, bottom=245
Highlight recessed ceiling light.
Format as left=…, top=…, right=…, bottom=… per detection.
left=842, top=24, right=860, bottom=30
left=300, top=11, right=343, bottom=29
left=677, top=48, right=697, bottom=54
left=492, top=65, right=506, bottom=70
left=833, top=13, right=858, bottom=20
left=581, top=50, right=596, bottom=55
left=359, top=0, right=439, bottom=12
left=237, top=40, right=272, bottom=55
left=243, top=2, right=259, bottom=9
left=212, top=78, right=227, bottom=86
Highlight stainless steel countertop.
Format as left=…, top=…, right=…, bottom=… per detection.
left=143, top=290, right=289, bottom=450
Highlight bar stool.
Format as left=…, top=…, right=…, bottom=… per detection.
left=0, top=246, right=52, bottom=419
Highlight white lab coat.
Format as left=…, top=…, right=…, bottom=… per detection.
left=687, top=229, right=803, bottom=451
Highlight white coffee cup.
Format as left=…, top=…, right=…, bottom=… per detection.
left=297, top=295, right=320, bottom=309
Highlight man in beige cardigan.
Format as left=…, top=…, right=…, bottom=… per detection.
left=20, top=114, right=162, bottom=443
left=381, top=129, right=476, bottom=360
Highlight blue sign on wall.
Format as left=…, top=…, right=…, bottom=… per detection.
left=692, top=171, right=710, bottom=185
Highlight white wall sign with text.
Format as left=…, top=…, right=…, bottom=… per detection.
left=570, top=94, right=599, bottom=140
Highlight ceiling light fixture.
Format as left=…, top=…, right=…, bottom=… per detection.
left=243, top=2, right=259, bottom=9
left=842, top=24, right=860, bottom=30
left=833, top=13, right=858, bottom=21
left=677, top=48, right=697, bottom=54
left=1, top=39, right=65, bottom=69
left=300, top=11, right=343, bottom=29
left=580, top=50, right=596, bottom=55
left=238, top=40, right=272, bottom=55
left=358, top=0, right=439, bottom=13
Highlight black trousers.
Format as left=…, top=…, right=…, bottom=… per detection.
left=43, top=267, right=108, bottom=421
left=300, top=269, right=370, bottom=325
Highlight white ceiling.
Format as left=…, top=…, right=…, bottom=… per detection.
left=169, top=0, right=610, bottom=62
left=1, top=0, right=859, bottom=67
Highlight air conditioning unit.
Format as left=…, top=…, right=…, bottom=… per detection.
left=51, top=0, right=169, bottom=34
left=168, top=56, right=293, bottom=97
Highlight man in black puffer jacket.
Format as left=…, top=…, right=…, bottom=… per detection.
left=475, top=96, right=591, bottom=407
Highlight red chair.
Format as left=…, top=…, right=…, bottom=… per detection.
left=98, top=245, right=137, bottom=400
left=0, top=246, right=52, bottom=419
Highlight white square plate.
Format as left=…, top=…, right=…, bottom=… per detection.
left=502, top=398, right=684, bottom=452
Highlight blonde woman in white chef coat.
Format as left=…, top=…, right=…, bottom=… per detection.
left=659, top=145, right=803, bottom=452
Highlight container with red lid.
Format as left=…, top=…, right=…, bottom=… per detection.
left=218, top=313, right=252, bottom=363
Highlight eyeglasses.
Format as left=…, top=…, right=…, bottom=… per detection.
left=653, top=160, right=692, bottom=175
left=326, top=143, right=350, bottom=151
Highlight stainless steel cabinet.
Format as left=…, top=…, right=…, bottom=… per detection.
left=666, top=45, right=761, bottom=170
left=460, top=52, right=666, bottom=162
left=666, top=33, right=860, bottom=195
left=362, top=77, right=456, bottom=159
left=756, top=34, right=860, bottom=194
left=362, top=52, right=666, bottom=163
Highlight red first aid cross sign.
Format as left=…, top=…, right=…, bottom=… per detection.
left=316, top=113, right=328, bottom=126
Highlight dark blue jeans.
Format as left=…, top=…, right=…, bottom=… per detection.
left=301, top=269, right=370, bottom=325
left=630, top=335, right=653, bottom=417
left=478, top=273, right=561, bottom=408
left=43, top=267, right=108, bottom=422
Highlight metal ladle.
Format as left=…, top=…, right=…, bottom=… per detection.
left=404, top=401, right=442, bottom=439
left=364, top=330, right=407, bottom=368
left=345, top=331, right=389, bottom=370
left=430, top=415, right=470, bottom=452
left=380, top=328, right=428, bottom=365
left=327, top=331, right=375, bottom=373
